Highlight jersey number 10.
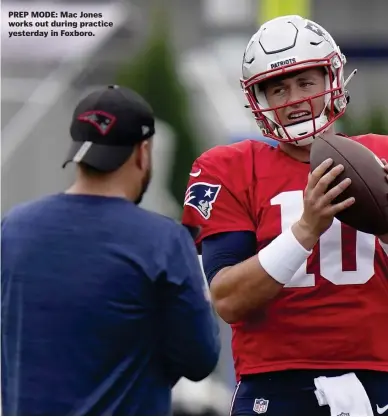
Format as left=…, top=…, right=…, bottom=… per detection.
left=271, top=190, right=376, bottom=287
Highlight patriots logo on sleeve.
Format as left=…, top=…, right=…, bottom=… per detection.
left=184, top=182, right=221, bottom=220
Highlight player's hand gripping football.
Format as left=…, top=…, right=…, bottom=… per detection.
left=295, top=158, right=355, bottom=245
left=378, top=158, right=388, bottom=244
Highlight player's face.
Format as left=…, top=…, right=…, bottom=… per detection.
left=262, top=68, right=326, bottom=127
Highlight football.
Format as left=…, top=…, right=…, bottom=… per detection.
left=310, top=134, right=388, bottom=235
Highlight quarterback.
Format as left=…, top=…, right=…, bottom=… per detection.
left=182, top=15, right=388, bottom=416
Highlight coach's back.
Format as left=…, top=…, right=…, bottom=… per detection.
left=1, top=193, right=220, bottom=416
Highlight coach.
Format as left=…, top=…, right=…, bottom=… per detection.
left=1, top=85, right=220, bottom=416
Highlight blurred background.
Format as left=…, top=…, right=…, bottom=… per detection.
left=2, top=0, right=388, bottom=414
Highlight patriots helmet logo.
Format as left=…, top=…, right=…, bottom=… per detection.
left=184, top=182, right=221, bottom=220
left=305, top=20, right=333, bottom=45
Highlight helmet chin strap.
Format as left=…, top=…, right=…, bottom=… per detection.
left=291, top=136, right=315, bottom=147
left=277, top=114, right=330, bottom=147
left=292, top=125, right=335, bottom=147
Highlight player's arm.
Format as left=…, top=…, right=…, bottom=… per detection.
left=205, top=223, right=317, bottom=324
left=182, top=146, right=314, bottom=324
left=200, top=158, right=354, bottom=324
left=202, top=231, right=281, bottom=323
left=181, top=149, right=286, bottom=323
left=160, top=225, right=220, bottom=384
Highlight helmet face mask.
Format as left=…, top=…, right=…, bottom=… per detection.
left=241, top=16, right=351, bottom=146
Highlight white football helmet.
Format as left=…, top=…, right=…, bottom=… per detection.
left=241, top=15, right=356, bottom=146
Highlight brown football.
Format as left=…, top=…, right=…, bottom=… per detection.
left=310, top=134, right=388, bottom=235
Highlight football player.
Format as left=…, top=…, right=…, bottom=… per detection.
left=182, top=15, right=388, bottom=416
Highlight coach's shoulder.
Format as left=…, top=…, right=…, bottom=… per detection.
left=137, top=208, right=188, bottom=237
left=2, top=197, right=47, bottom=224
left=134, top=209, right=196, bottom=263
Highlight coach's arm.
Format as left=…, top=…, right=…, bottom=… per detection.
left=160, top=225, right=220, bottom=384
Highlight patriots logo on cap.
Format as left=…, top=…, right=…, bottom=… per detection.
left=184, top=182, right=221, bottom=220
left=77, top=110, right=116, bottom=135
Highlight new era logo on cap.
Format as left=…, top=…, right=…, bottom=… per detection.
left=77, top=110, right=116, bottom=136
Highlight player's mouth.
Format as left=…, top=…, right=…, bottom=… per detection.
left=285, top=110, right=312, bottom=125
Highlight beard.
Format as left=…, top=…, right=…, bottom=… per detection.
left=134, top=166, right=152, bottom=205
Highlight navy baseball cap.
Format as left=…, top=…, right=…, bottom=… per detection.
left=63, top=85, right=155, bottom=172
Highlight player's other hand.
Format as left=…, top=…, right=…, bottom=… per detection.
left=377, top=158, right=388, bottom=244
left=294, top=158, right=355, bottom=247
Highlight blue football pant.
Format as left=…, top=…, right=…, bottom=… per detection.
left=230, top=369, right=388, bottom=416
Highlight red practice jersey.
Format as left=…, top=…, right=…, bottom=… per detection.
left=182, top=134, right=388, bottom=381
